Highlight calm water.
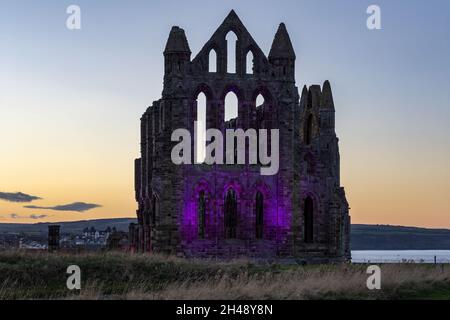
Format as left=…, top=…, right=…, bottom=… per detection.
left=351, top=250, right=450, bottom=264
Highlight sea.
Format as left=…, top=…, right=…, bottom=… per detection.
left=351, top=250, right=450, bottom=263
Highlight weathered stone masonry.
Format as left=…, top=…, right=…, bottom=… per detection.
left=131, top=10, right=351, bottom=262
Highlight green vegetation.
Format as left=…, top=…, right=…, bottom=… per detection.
left=0, top=251, right=449, bottom=300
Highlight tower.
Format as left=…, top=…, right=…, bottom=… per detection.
left=164, top=26, right=191, bottom=78
left=48, top=225, right=60, bottom=252
left=268, top=23, right=296, bottom=81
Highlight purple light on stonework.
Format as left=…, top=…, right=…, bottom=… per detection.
left=179, top=172, right=292, bottom=251
left=181, top=200, right=197, bottom=242
left=180, top=178, right=211, bottom=242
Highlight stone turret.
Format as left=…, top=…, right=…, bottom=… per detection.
left=299, top=85, right=308, bottom=109
left=320, top=80, right=335, bottom=110
left=48, top=225, right=60, bottom=252
left=269, top=23, right=296, bottom=81
left=319, top=80, right=336, bottom=134
left=308, top=85, right=321, bottom=109
left=164, top=26, right=191, bottom=76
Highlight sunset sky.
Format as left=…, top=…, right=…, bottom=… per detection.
left=1, top=0, right=449, bottom=228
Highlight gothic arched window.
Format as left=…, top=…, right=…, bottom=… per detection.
left=226, top=31, right=238, bottom=74
left=304, top=197, right=314, bottom=243
left=198, top=191, right=206, bottom=239
left=224, top=91, right=238, bottom=122
left=256, top=94, right=265, bottom=109
left=209, top=49, right=217, bottom=73
left=246, top=51, right=254, bottom=74
left=224, top=189, right=237, bottom=239
left=255, top=192, right=264, bottom=239
left=196, top=92, right=207, bottom=163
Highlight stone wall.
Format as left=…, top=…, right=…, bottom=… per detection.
left=131, top=10, right=351, bottom=262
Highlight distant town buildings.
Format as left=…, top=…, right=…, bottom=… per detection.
left=0, top=225, right=128, bottom=252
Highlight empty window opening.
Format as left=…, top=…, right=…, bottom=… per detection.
left=209, top=49, right=217, bottom=73
left=256, top=94, right=265, bottom=108
left=246, top=51, right=254, bottom=74
left=196, top=92, right=207, bottom=163
left=224, top=91, right=238, bottom=122
left=226, top=31, right=238, bottom=74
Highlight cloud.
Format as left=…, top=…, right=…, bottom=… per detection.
left=0, top=192, right=42, bottom=203
left=24, top=202, right=101, bottom=212
left=8, top=213, right=48, bottom=220
left=30, top=214, right=48, bottom=220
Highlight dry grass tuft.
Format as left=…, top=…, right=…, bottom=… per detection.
left=0, top=251, right=449, bottom=300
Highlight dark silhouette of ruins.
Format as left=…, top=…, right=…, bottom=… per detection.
left=131, top=11, right=350, bottom=262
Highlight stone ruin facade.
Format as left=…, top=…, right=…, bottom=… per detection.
left=130, top=11, right=351, bottom=263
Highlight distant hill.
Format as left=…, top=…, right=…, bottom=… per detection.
left=1, top=220, right=450, bottom=250
left=351, top=224, right=450, bottom=250
left=0, top=218, right=136, bottom=235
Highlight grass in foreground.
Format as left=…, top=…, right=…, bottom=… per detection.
left=0, top=250, right=449, bottom=300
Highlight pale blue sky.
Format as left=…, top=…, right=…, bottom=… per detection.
left=1, top=0, right=450, bottom=227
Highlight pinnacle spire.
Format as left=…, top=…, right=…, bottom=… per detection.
left=300, top=85, right=308, bottom=108
left=220, top=9, right=245, bottom=30
left=320, top=80, right=335, bottom=110
left=227, top=9, right=239, bottom=19
left=269, top=23, right=296, bottom=60
left=309, top=85, right=321, bottom=109
left=164, top=26, right=191, bottom=54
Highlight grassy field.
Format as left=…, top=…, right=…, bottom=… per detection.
left=0, top=251, right=449, bottom=300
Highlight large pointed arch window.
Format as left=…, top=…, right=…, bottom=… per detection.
left=226, top=31, right=238, bottom=74
left=224, top=91, right=238, bottom=122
